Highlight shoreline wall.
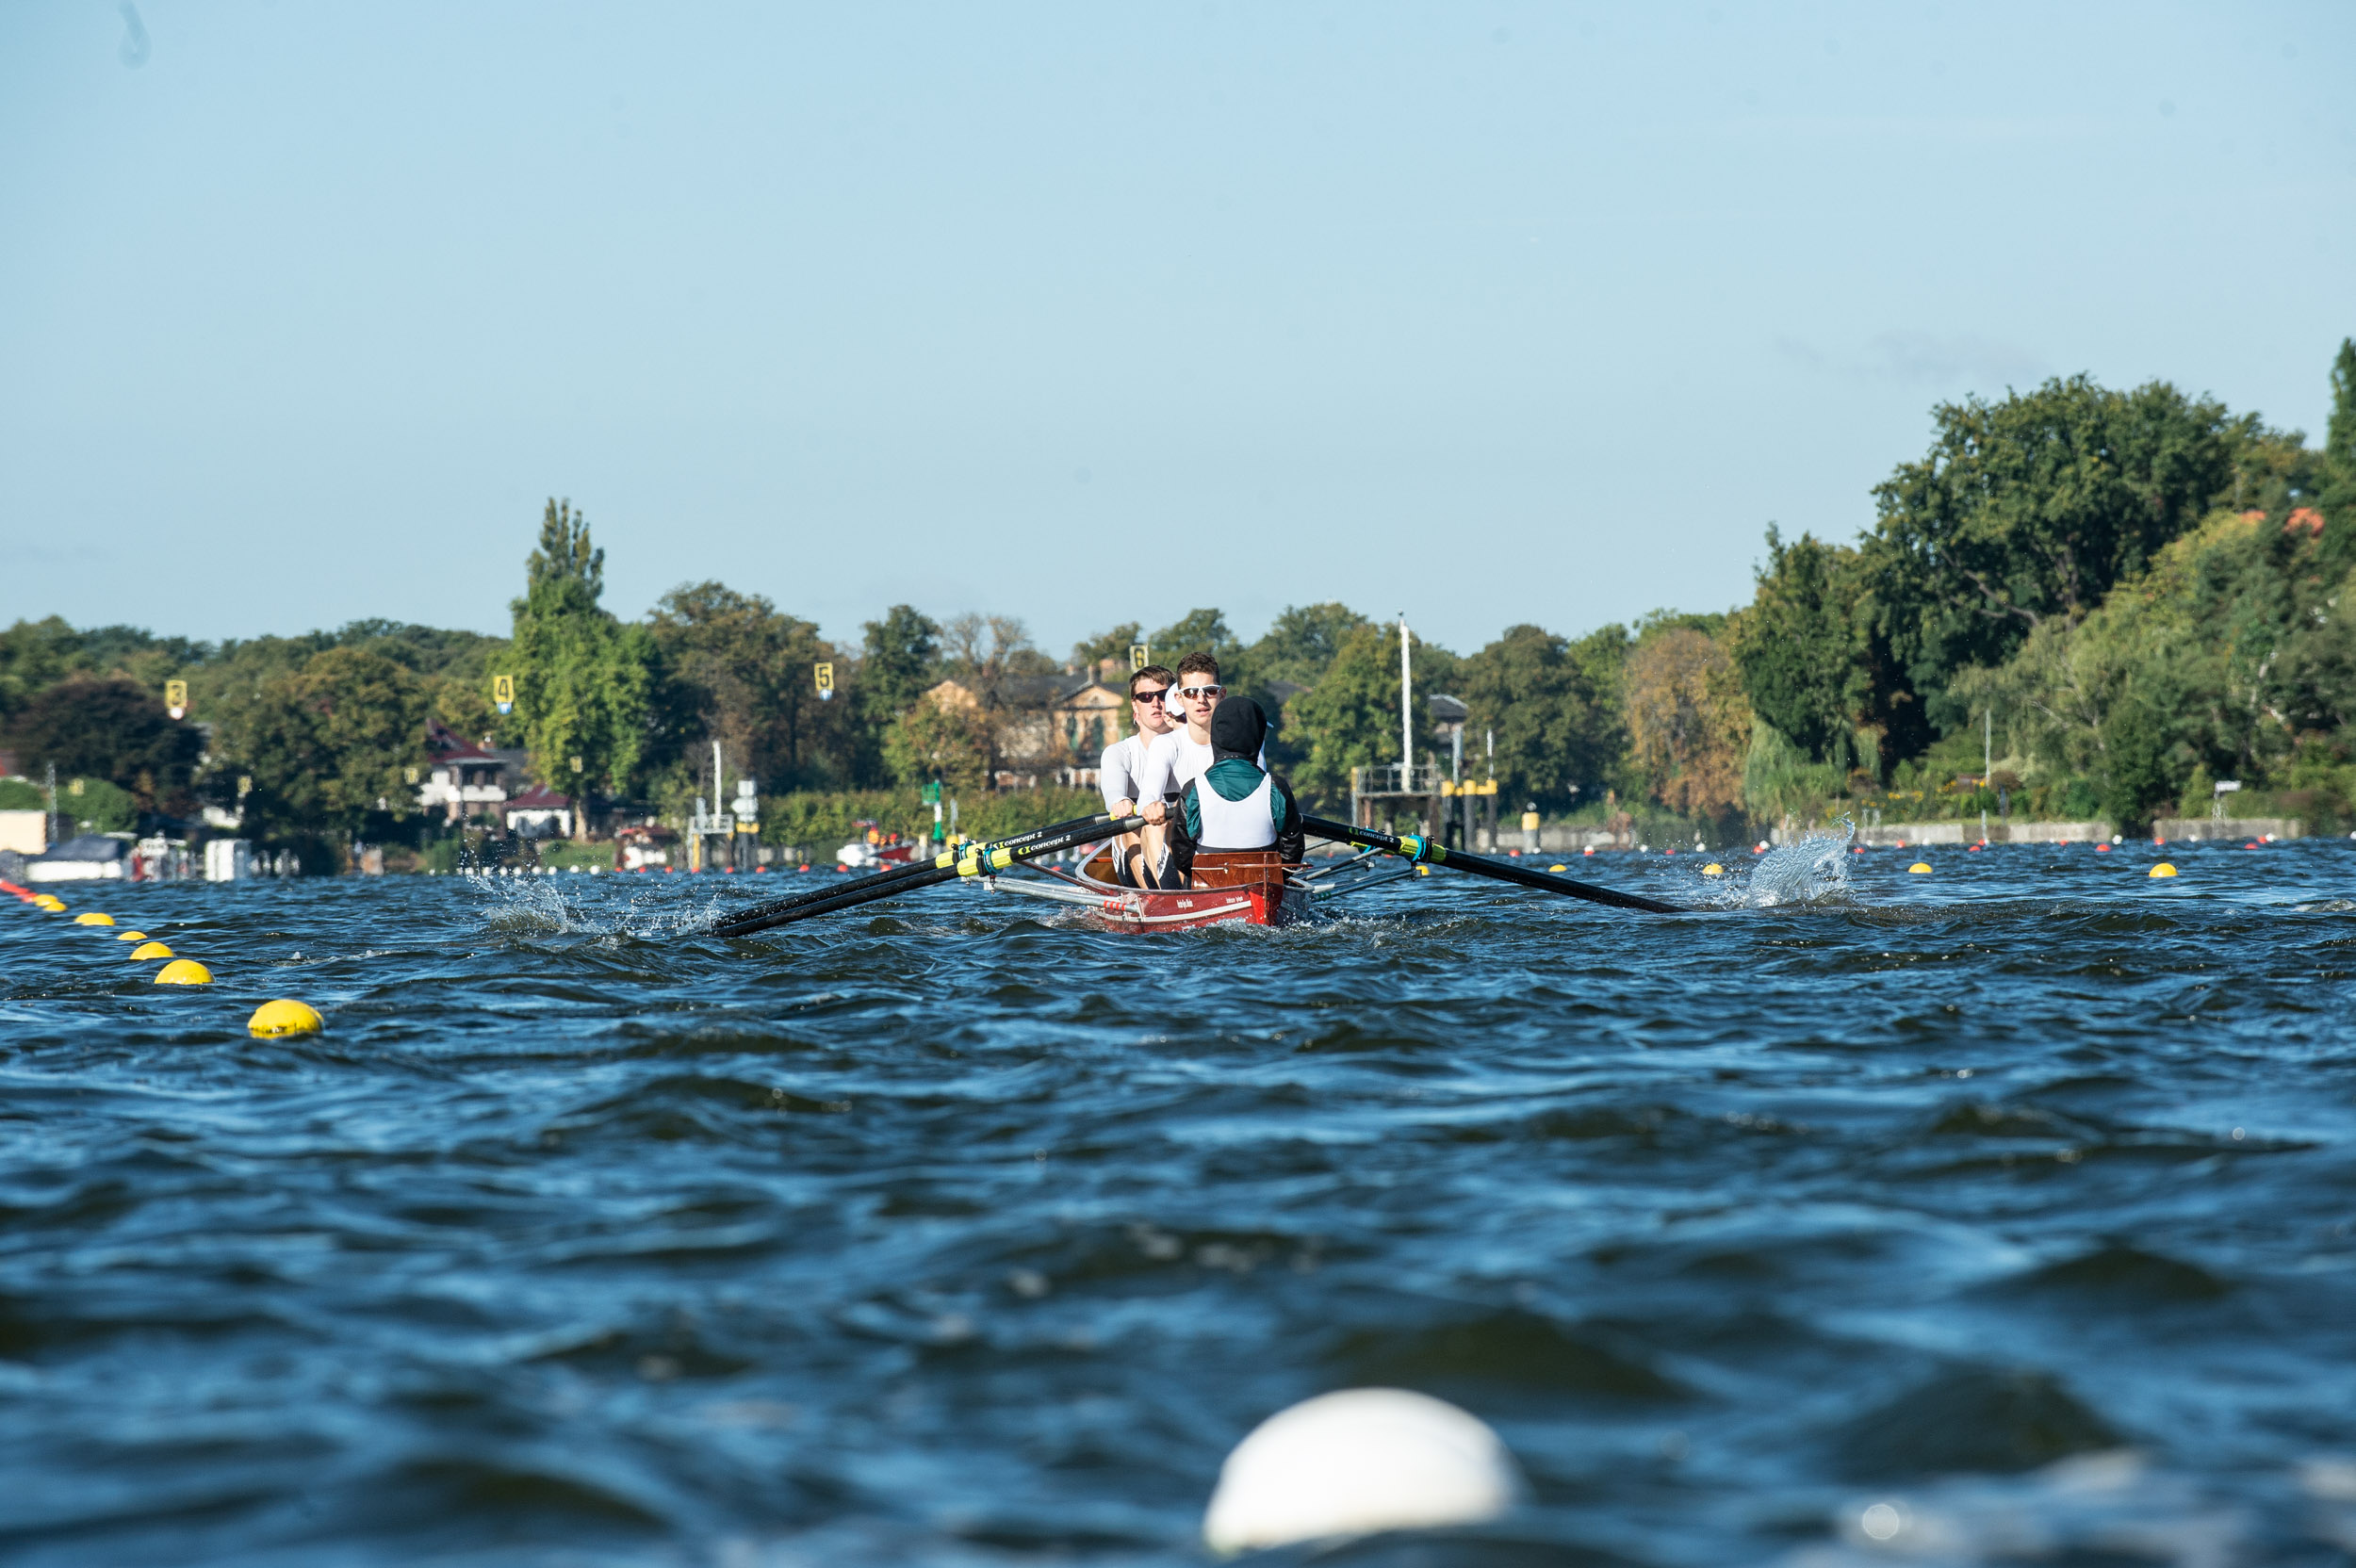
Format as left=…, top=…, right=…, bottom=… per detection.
left=1774, top=817, right=2306, bottom=847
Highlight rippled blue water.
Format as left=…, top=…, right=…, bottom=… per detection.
left=6, top=839, right=2356, bottom=1566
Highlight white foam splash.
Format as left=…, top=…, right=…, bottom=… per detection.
left=1724, top=822, right=1857, bottom=908
left=465, top=874, right=724, bottom=940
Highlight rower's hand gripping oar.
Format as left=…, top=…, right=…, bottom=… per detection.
left=712, top=815, right=1144, bottom=938
left=1300, top=815, right=1689, bottom=915
left=711, top=811, right=1116, bottom=933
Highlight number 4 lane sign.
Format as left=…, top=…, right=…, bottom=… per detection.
left=494, top=675, right=515, bottom=715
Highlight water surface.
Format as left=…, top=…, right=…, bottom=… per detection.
left=5, top=840, right=2356, bottom=1565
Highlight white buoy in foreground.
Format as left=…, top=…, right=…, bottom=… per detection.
left=1202, top=1388, right=1521, bottom=1555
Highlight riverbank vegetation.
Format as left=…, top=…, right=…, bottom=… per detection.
left=4, top=340, right=2349, bottom=857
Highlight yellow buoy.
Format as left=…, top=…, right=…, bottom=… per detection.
left=1415, top=864, right=1432, bottom=876
left=130, top=940, right=174, bottom=959
left=1908, top=862, right=1933, bottom=874
left=33, top=894, right=66, bottom=912
left=73, top=912, right=116, bottom=926
left=1701, top=863, right=1725, bottom=876
left=154, top=959, right=213, bottom=985
left=115, top=930, right=147, bottom=941
left=2150, top=862, right=2178, bottom=878
left=1548, top=864, right=1568, bottom=873
left=247, top=999, right=323, bottom=1037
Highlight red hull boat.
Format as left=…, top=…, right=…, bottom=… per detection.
left=1005, top=846, right=1316, bottom=931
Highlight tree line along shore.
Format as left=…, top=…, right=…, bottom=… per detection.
left=3, top=340, right=2351, bottom=872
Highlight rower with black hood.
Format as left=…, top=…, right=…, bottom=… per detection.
left=1163, top=697, right=1305, bottom=884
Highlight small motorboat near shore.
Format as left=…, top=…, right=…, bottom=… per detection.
left=836, top=821, right=924, bottom=871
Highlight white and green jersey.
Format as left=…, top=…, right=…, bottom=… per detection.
left=1136, top=727, right=1261, bottom=803
left=1181, top=759, right=1287, bottom=849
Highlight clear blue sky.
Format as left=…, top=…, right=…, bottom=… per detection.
left=3, top=2, right=2349, bottom=659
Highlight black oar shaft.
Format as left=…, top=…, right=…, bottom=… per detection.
left=715, top=812, right=1115, bottom=931
left=1300, top=815, right=1687, bottom=915
left=713, top=816, right=1140, bottom=937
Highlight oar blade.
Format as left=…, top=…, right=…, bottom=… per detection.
left=713, top=815, right=1139, bottom=939
left=1300, top=815, right=1688, bottom=915
left=712, top=811, right=1116, bottom=935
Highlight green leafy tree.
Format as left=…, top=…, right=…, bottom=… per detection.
left=2092, top=692, right=2179, bottom=833
left=1730, top=527, right=1886, bottom=770
left=508, top=499, right=653, bottom=830
left=2329, top=337, right=2356, bottom=469
left=1863, top=375, right=2257, bottom=739
left=2319, top=337, right=2356, bottom=580
left=0, top=617, right=86, bottom=727
left=859, top=605, right=941, bottom=722
left=1567, top=623, right=1632, bottom=763
left=1282, top=621, right=1438, bottom=809
left=1071, top=622, right=1143, bottom=676
left=1742, top=720, right=1847, bottom=829
left=1246, top=603, right=1370, bottom=689
left=5, top=676, right=203, bottom=817
left=57, top=776, right=139, bottom=834
left=0, top=618, right=211, bottom=739
left=299, top=646, right=433, bottom=828
left=227, top=645, right=430, bottom=841
left=1456, top=624, right=1619, bottom=811
left=883, top=691, right=994, bottom=790
left=1147, top=608, right=1239, bottom=663
left=648, top=581, right=847, bottom=796
left=316, top=621, right=518, bottom=751
left=1623, top=625, right=1752, bottom=832
left=1149, top=606, right=1259, bottom=699
left=1959, top=502, right=2356, bottom=832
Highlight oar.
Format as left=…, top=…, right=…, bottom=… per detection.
left=1301, top=816, right=1689, bottom=915
left=714, top=811, right=1117, bottom=931
left=713, top=816, right=1143, bottom=938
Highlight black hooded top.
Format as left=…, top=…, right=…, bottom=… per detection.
left=1170, top=697, right=1304, bottom=862
left=1210, top=695, right=1269, bottom=762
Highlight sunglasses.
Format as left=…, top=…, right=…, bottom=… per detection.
left=1131, top=687, right=1169, bottom=702
left=1177, top=683, right=1224, bottom=699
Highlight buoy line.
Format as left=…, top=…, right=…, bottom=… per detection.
left=1, top=877, right=321, bottom=1036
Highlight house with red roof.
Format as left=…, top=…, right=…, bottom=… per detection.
left=502, top=783, right=575, bottom=839
left=416, top=721, right=532, bottom=825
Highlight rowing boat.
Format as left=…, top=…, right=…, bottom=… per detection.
left=708, top=813, right=1682, bottom=942
left=987, top=847, right=1317, bottom=931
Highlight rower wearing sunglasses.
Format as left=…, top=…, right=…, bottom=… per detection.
left=1099, top=663, right=1178, bottom=888
left=1134, top=652, right=1263, bottom=882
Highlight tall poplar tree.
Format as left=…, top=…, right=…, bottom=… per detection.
left=509, top=499, right=651, bottom=834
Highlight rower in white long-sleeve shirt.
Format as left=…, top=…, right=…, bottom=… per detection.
left=1132, top=721, right=1264, bottom=805
left=1097, top=663, right=1178, bottom=887
left=1137, top=652, right=1260, bottom=881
